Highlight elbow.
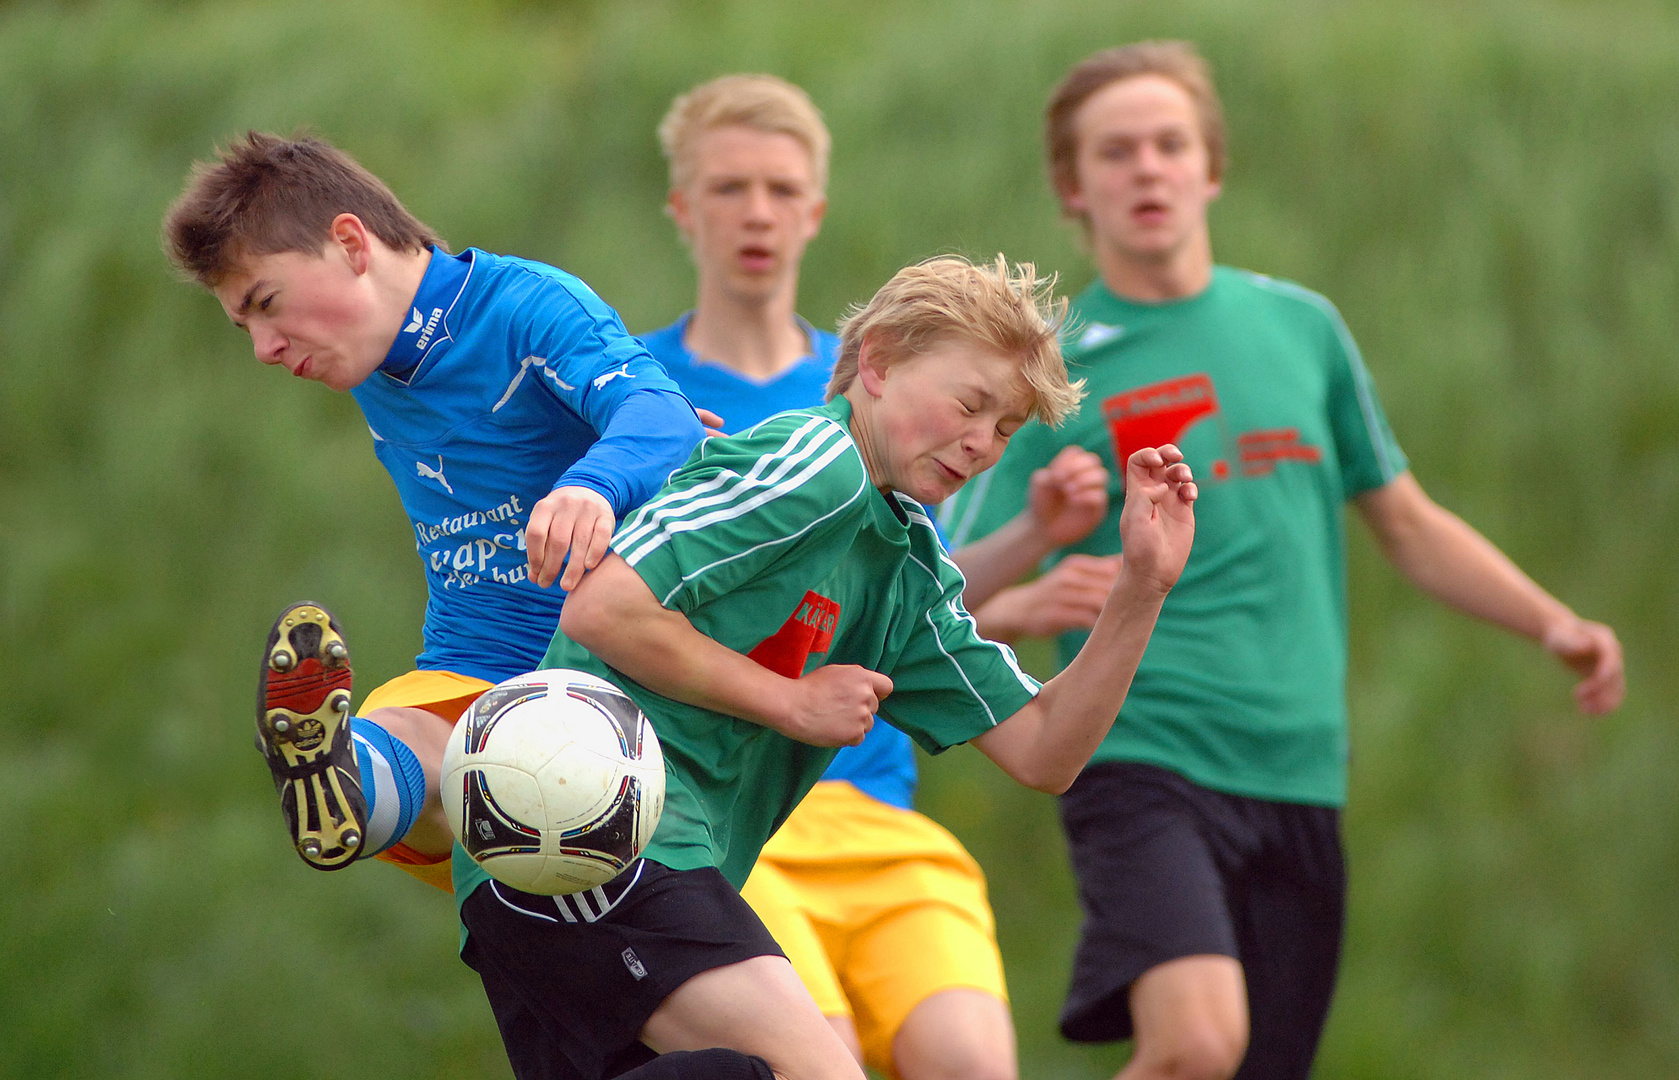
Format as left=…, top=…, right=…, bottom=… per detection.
left=1009, top=758, right=1077, bottom=795
left=557, top=587, right=608, bottom=650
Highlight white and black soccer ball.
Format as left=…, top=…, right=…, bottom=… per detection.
left=443, top=668, right=665, bottom=895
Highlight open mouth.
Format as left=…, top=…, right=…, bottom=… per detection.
left=737, top=245, right=775, bottom=272
left=1131, top=199, right=1170, bottom=225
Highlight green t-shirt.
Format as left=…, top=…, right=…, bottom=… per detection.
left=941, top=268, right=1405, bottom=807
left=452, top=396, right=1040, bottom=904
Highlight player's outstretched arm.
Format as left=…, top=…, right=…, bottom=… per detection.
left=1355, top=472, right=1625, bottom=714
left=954, top=445, right=1110, bottom=608
left=972, top=446, right=1197, bottom=792
left=560, top=554, right=891, bottom=746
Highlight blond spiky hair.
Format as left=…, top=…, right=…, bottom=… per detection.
left=829, top=255, right=1085, bottom=427
left=658, top=74, right=831, bottom=191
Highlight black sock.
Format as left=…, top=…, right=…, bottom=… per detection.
left=610, top=1047, right=776, bottom=1080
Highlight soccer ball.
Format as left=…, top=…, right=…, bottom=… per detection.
left=443, top=668, right=665, bottom=895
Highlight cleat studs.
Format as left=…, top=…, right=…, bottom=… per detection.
left=342, top=831, right=361, bottom=851
left=325, top=641, right=347, bottom=662
left=269, top=649, right=295, bottom=673
left=299, top=839, right=322, bottom=861
left=330, top=691, right=350, bottom=714
left=273, top=717, right=291, bottom=734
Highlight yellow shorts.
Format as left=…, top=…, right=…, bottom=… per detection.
left=740, top=781, right=1007, bottom=1077
left=359, top=668, right=495, bottom=892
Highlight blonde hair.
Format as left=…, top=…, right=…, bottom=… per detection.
left=658, top=74, right=831, bottom=191
left=829, top=256, right=1085, bottom=427
left=1045, top=41, right=1227, bottom=219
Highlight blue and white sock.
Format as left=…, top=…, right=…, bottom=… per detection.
left=350, top=717, right=427, bottom=856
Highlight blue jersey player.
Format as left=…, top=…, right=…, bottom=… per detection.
left=645, top=77, right=1111, bottom=1080
left=164, top=131, right=705, bottom=890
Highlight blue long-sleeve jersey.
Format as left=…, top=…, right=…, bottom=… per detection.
left=353, top=248, right=702, bottom=683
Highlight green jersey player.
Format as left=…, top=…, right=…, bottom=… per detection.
left=452, top=255, right=1198, bottom=1080
left=942, top=41, right=1625, bottom=1080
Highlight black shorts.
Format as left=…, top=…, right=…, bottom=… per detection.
left=1058, top=762, right=1345, bottom=1080
left=460, top=860, right=785, bottom=1080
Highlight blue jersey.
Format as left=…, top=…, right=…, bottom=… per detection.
left=640, top=314, right=917, bottom=810
left=353, top=248, right=702, bottom=683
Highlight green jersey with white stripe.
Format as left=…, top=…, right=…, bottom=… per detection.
left=941, top=268, right=1406, bottom=807
left=532, top=395, right=1039, bottom=889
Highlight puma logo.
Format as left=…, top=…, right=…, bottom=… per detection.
left=416, top=455, right=454, bottom=495
left=593, top=363, right=634, bottom=390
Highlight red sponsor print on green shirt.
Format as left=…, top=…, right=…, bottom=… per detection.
left=1102, top=374, right=1319, bottom=483
left=1236, top=428, right=1322, bottom=476
left=748, top=590, right=841, bottom=678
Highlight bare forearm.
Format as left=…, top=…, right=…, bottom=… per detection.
left=975, top=573, right=1166, bottom=791
left=560, top=559, right=794, bottom=730
left=952, top=511, right=1054, bottom=609
left=1361, top=476, right=1573, bottom=640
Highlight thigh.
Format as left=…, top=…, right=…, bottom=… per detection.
left=843, top=875, right=1008, bottom=1076
left=1056, top=763, right=1242, bottom=1043
left=640, top=955, right=864, bottom=1080
left=739, top=858, right=851, bottom=1019
left=1230, top=807, right=1346, bottom=1080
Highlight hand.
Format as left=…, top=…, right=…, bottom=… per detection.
left=525, top=485, right=615, bottom=591
left=695, top=407, right=726, bottom=438
left=780, top=664, right=893, bottom=747
left=1114, top=445, right=1196, bottom=596
left=1028, top=446, right=1110, bottom=547
left=1543, top=617, right=1625, bottom=715
left=976, top=555, right=1123, bottom=640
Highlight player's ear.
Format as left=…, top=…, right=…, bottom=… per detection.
left=857, top=335, right=891, bottom=398
left=666, top=188, right=693, bottom=235
left=329, top=213, right=374, bottom=274
left=804, top=194, right=828, bottom=239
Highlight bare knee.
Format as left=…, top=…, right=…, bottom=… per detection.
left=1127, top=1022, right=1246, bottom=1080
left=1122, top=956, right=1248, bottom=1080
left=892, top=989, right=1016, bottom=1080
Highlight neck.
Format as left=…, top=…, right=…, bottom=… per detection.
left=1094, top=228, right=1214, bottom=302
left=842, top=386, right=890, bottom=492
left=373, top=245, right=436, bottom=355
left=685, top=273, right=809, bottom=380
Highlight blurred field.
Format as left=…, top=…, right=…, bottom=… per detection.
left=1, top=0, right=1676, bottom=1076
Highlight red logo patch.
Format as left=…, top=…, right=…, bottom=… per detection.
left=747, top=591, right=841, bottom=678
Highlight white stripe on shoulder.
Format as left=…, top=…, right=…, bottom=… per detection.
left=657, top=455, right=870, bottom=605
left=615, top=416, right=838, bottom=556
left=1242, top=272, right=1400, bottom=482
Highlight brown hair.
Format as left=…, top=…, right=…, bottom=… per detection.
left=163, top=131, right=442, bottom=286
left=658, top=74, right=831, bottom=192
left=829, top=255, right=1084, bottom=428
left=1045, top=41, right=1227, bottom=216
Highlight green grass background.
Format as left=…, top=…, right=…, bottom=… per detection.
left=2, top=0, right=1676, bottom=1076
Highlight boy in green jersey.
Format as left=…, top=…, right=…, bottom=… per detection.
left=941, top=41, right=1625, bottom=1080
left=452, top=255, right=1198, bottom=1080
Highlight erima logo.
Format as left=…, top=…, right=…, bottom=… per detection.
left=416, top=455, right=454, bottom=494
left=1078, top=322, right=1125, bottom=349
left=593, top=363, right=634, bottom=390
left=407, top=305, right=444, bottom=351
left=621, top=947, right=647, bottom=980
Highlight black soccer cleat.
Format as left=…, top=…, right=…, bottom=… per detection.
left=256, top=602, right=367, bottom=870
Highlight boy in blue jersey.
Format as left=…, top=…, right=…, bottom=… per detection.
left=642, top=76, right=1112, bottom=1080
left=163, top=131, right=704, bottom=888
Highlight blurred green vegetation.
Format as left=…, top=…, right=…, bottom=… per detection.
left=2, top=0, right=1676, bottom=1076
